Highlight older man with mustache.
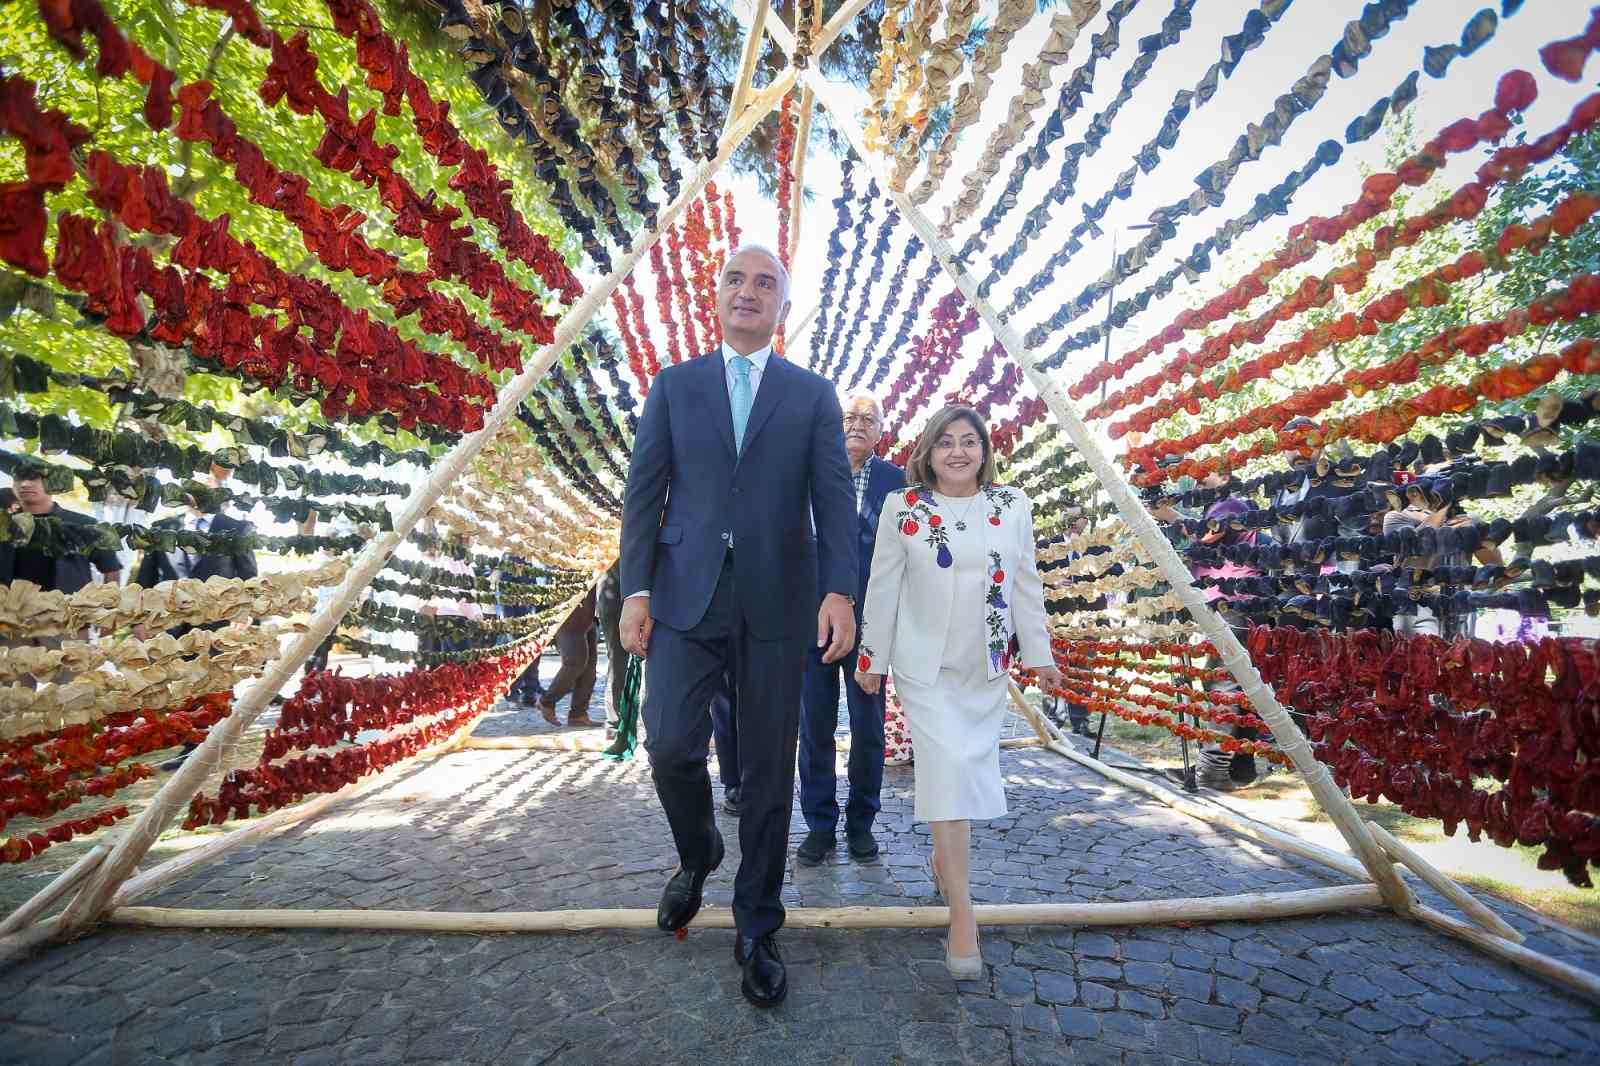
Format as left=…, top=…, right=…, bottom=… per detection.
left=795, top=393, right=905, bottom=867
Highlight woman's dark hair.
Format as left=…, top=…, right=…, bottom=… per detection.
left=905, top=405, right=998, bottom=489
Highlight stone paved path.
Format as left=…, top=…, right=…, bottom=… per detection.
left=4, top=699, right=1599, bottom=1064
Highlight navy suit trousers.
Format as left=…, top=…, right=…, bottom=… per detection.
left=798, top=645, right=885, bottom=836
left=642, top=555, right=805, bottom=939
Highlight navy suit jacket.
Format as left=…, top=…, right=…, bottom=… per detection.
left=620, top=351, right=857, bottom=641
left=852, top=456, right=907, bottom=615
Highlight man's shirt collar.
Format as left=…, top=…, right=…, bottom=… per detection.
left=721, top=341, right=773, bottom=374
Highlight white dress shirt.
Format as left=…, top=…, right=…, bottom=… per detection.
left=169, top=512, right=210, bottom=578
left=722, top=341, right=772, bottom=400
left=634, top=343, right=775, bottom=599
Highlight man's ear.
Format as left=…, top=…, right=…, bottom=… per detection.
left=778, top=298, right=792, bottom=324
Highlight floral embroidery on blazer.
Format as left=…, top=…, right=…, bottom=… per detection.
left=857, top=483, right=1053, bottom=687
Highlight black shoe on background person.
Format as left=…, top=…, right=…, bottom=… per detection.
left=722, top=788, right=741, bottom=816
left=846, top=829, right=879, bottom=861
left=795, top=830, right=835, bottom=866
left=735, top=934, right=787, bottom=1007
left=656, top=830, right=724, bottom=932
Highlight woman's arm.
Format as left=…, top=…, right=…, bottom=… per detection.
left=1011, top=492, right=1055, bottom=670
left=854, top=492, right=908, bottom=691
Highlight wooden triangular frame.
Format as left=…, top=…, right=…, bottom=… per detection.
left=0, top=0, right=873, bottom=962
left=3, top=0, right=1597, bottom=1013
left=747, top=2, right=1600, bottom=1006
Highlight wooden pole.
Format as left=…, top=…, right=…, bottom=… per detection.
left=1008, top=681, right=1066, bottom=746
left=106, top=884, right=1382, bottom=933
left=50, top=3, right=882, bottom=935
left=1413, top=904, right=1600, bottom=1007
left=1365, top=820, right=1524, bottom=943
left=0, top=840, right=112, bottom=938
left=458, top=734, right=609, bottom=752
left=786, top=86, right=817, bottom=271
left=787, top=299, right=823, bottom=344
left=721, top=0, right=772, bottom=138
left=752, top=8, right=1414, bottom=915
left=1043, top=737, right=1369, bottom=883
left=106, top=710, right=488, bottom=911
left=0, top=914, right=65, bottom=968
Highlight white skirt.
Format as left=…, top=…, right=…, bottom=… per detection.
left=893, top=666, right=1009, bottom=823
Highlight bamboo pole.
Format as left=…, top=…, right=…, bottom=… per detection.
left=0, top=840, right=113, bottom=938
left=458, top=734, right=609, bottom=752
left=0, top=914, right=65, bottom=968
left=1040, top=737, right=1370, bottom=883
left=1008, top=681, right=1066, bottom=746
left=106, top=709, right=488, bottom=912
left=1366, top=820, right=1524, bottom=943
left=786, top=86, right=817, bottom=271
left=721, top=0, right=772, bottom=137
left=1413, top=904, right=1600, bottom=1007
left=51, top=2, right=879, bottom=936
left=787, top=299, right=823, bottom=344
left=752, top=7, right=1414, bottom=915
left=107, top=884, right=1382, bottom=933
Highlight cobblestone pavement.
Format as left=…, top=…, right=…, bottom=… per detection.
left=5, top=697, right=1600, bottom=1064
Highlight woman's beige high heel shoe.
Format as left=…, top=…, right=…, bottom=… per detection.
left=942, top=938, right=983, bottom=979
left=928, top=852, right=982, bottom=978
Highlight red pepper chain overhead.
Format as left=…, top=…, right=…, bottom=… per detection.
left=1075, top=67, right=1550, bottom=408
left=1072, top=17, right=1600, bottom=403
left=36, top=0, right=566, bottom=364
left=1113, top=185, right=1600, bottom=446
left=1131, top=260, right=1600, bottom=486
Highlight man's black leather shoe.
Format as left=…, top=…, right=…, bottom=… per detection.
left=736, top=934, right=787, bottom=1007
left=722, top=788, right=741, bottom=816
left=656, top=830, right=724, bottom=932
left=795, top=830, right=835, bottom=866
left=846, top=829, right=879, bottom=861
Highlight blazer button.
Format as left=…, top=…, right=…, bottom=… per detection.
left=721, top=531, right=730, bottom=541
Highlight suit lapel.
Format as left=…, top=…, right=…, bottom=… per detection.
left=739, top=355, right=787, bottom=461
left=700, top=352, right=737, bottom=459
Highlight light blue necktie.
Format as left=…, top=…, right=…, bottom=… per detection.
left=729, top=356, right=754, bottom=453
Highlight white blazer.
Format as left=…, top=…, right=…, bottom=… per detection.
left=856, top=483, right=1054, bottom=687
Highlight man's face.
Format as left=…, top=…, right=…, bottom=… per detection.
left=717, top=250, right=788, bottom=342
left=842, top=398, right=882, bottom=463
left=13, top=476, right=47, bottom=508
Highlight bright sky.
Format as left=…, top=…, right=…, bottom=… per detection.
left=712, top=0, right=1593, bottom=454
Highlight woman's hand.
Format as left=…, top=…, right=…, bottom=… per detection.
left=855, top=670, right=883, bottom=694
left=1034, top=666, right=1064, bottom=688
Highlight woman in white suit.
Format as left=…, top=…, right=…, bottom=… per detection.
left=854, top=405, right=1060, bottom=978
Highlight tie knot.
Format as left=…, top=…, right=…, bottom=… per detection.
left=730, top=355, right=753, bottom=381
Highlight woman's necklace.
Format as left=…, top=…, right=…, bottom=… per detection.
left=939, top=488, right=985, bottom=531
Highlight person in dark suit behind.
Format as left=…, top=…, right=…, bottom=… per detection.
left=132, top=466, right=256, bottom=768
left=796, top=392, right=905, bottom=866
left=1, top=466, right=122, bottom=687
left=1, top=467, right=122, bottom=596
left=618, top=244, right=857, bottom=1008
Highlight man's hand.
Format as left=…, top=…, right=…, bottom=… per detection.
left=620, top=594, right=654, bottom=656
left=855, top=670, right=882, bottom=694
left=817, top=593, right=856, bottom=664
left=1034, top=665, right=1065, bottom=688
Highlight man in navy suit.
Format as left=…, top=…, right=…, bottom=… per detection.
left=619, top=245, right=857, bottom=1008
left=796, top=393, right=904, bottom=867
